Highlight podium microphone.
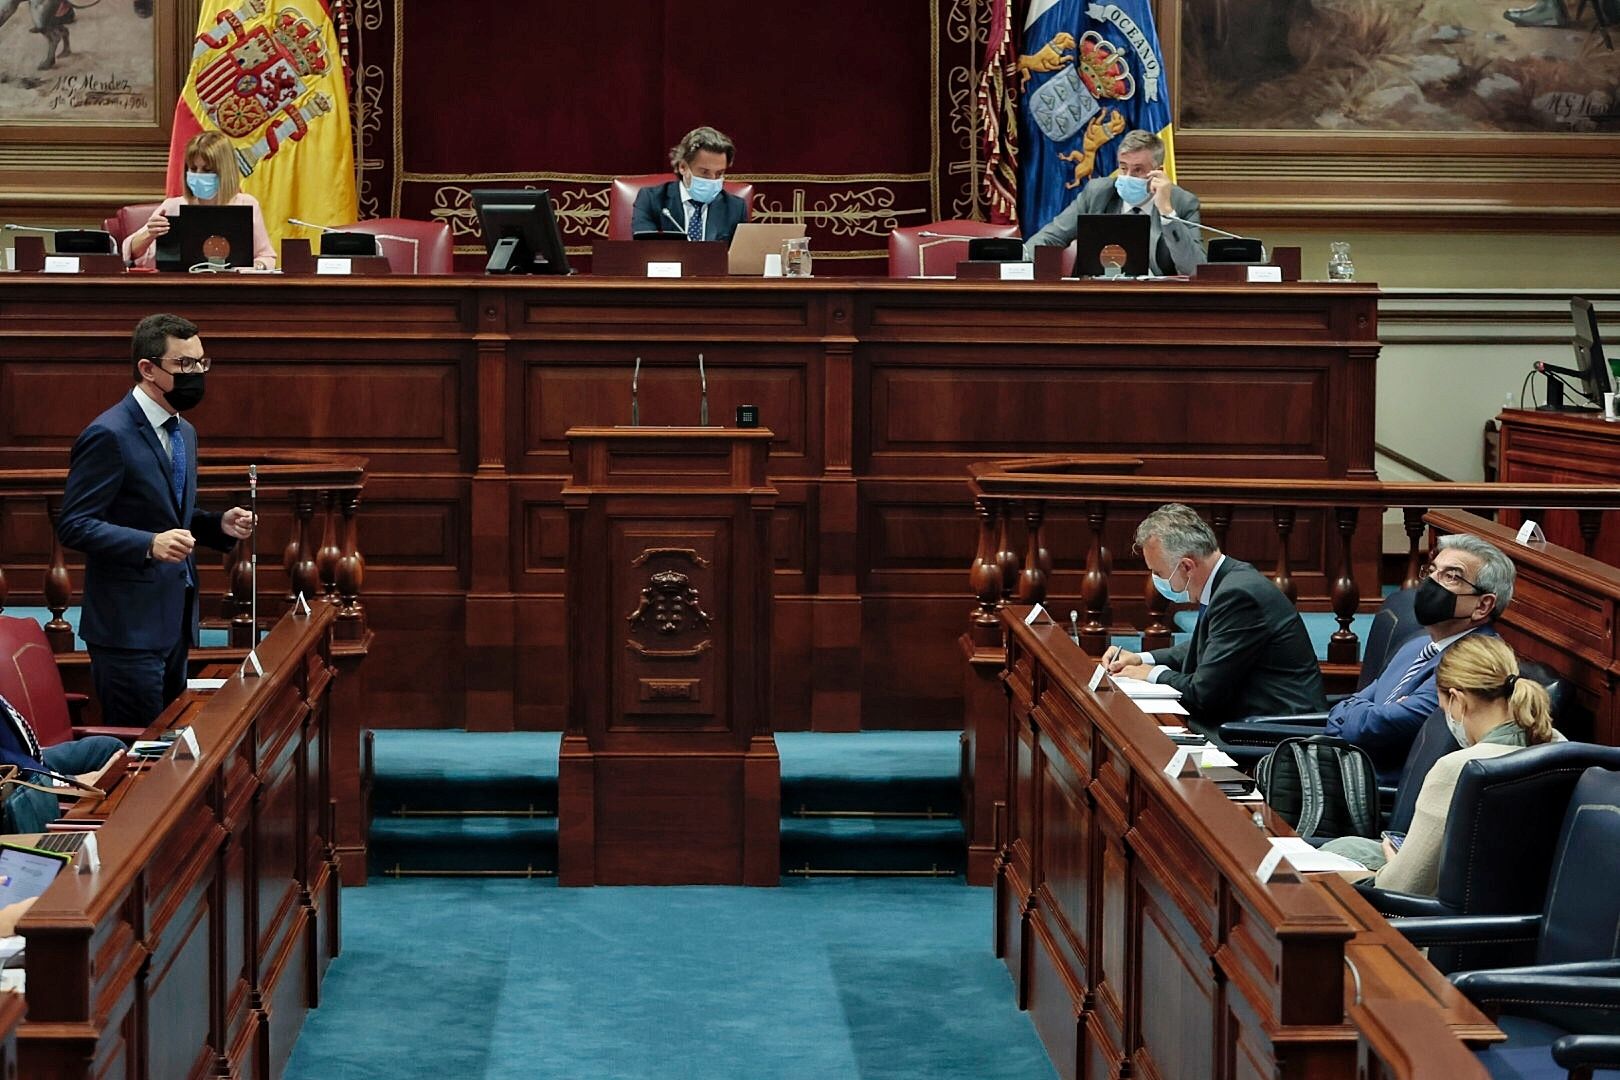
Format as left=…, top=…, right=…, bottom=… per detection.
left=287, top=217, right=337, bottom=234
left=698, top=353, right=709, bottom=426
left=1161, top=212, right=1266, bottom=261
left=662, top=208, right=689, bottom=239
left=631, top=357, right=641, bottom=426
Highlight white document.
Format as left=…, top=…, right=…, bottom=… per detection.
left=186, top=678, right=228, bottom=690
left=44, top=256, right=80, bottom=274
left=999, top=262, right=1035, bottom=281
left=1158, top=725, right=1188, bottom=735
left=1246, top=265, right=1282, bottom=283
left=315, top=257, right=352, bottom=275
left=1135, top=700, right=1189, bottom=716
left=646, top=262, right=682, bottom=278
left=1515, top=520, right=1546, bottom=545
left=1264, top=836, right=1366, bottom=874
left=1111, top=676, right=1181, bottom=699
left=1200, top=748, right=1238, bottom=768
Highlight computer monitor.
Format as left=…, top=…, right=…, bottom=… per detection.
left=1072, top=214, right=1150, bottom=277
left=54, top=229, right=115, bottom=255
left=155, top=204, right=254, bottom=271
left=472, top=188, right=571, bottom=275
left=1538, top=297, right=1611, bottom=411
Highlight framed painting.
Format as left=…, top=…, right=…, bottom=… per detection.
left=1159, top=0, right=1620, bottom=222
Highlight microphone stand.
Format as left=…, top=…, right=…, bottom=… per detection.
left=662, top=207, right=690, bottom=239
left=242, top=464, right=264, bottom=678
left=698, top=353, right=709, bottom=426
left=631, top=356, right=641, bottom=426
left=1161, top=212, right=1267, bottom=260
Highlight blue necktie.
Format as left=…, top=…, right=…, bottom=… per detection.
left=686, top=200, right=703, bottom=242
left=163, top=416, right=194, bottom=586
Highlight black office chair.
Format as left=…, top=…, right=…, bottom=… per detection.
left=1361, top=745, right=1620, bottom=974
left=1219, top=588, right=1424, bottom=766
left=1393, top=767, right=1620, bottom=1077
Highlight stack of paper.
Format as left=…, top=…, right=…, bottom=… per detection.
left=1266, top=837, right=1367, bottom=874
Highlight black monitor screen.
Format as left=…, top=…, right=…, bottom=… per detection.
left=54, top=229, right=115, bottom=255
left=1573, top=297, right=1611, bottom=404
left=472, top=188, right=571, bottom=275
left=155, top=204, right=254, bottom=271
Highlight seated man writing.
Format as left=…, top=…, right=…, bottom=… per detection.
left=1021, top=128, right=1206, bottom=276
left=0, top=689, right=123, bottom=829
left=1324, top=533, right=1513, bottom=783
left=1105, top=504, right=1326, bottom=734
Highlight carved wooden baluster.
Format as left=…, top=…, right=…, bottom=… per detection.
left=1211, top=504, right=1234, bottom=553
left=1271, top=505, right=1297, bottom=603
left=1402, top=507, right=1428, bottom=590
left=318, top=490, right=342, bottom=597
left=336, top=491, right=366, bottom=629
left=1578, top=508, right=1601, bottom=558
left=995, top=503, right=1019, bottom=604
left=1328, top=506, right=1362, bottom=664
left=1016, top=501, right=1050, bottom=606
left=283, top=492, right=301, bottom=604
left=1142, top=566, right=1174, bottom=653
left=230, top=528, right=255, bottom=648
left=970, top=500, right=1003, bottom=634
left=1080, top=501, right=1110, bottom=655
left=220, top=535, right=240, bottom=622
left=291, top=490, right=320, bottom=604
left=43, top=497, right=73, bottom=653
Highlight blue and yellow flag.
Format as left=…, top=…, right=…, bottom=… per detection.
left=1017, top=0, right=1175, bottom=234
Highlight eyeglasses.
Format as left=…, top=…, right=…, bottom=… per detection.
left=1422, top=562, right=1482, bottom=593
left=153, top=355, right=211, bottom=374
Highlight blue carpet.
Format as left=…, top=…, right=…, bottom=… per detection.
left=4, top=606, right=230, bottom=649
left=285, top=878, right=1054, bottom=1080
left=779, top=731, right=959, bottom=815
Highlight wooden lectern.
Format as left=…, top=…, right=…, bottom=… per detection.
left=558, top=426, right=780, bottom=885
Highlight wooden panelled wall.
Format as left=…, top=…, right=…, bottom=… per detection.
left=0, top=277, right=1378, bottom=730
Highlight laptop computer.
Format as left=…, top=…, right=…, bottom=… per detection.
left=155, top=204, right=255, bottom=271
left=727, top=222, right=808, bottom=275
left=1072, top=213, right=1151, bottom=277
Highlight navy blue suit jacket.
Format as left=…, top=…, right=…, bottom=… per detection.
left=630, top=181, right=748, bottom=243
left=1325, top=624, right=1499, bottom=779
left=57, top=391, right=232, bottom=651
left=0, top=692, right=44, bottom=774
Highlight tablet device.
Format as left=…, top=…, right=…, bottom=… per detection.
left=1072, top=213, right=1150, bottom=277
left=155, top=204, right=255, bottom=271
left=728, top=223, right=807, bottom=275
left=0, top=843, right=70, bottom=907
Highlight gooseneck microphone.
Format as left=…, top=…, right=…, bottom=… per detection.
left=631, top=357, right=641, bottom=426
left=698, top=353, right=709, bottom=426
left=662, top=208, right=690, bottom=239
left=289, top=217, right=419, bottom=272
left=1161, top=211, right=1267, bottom=261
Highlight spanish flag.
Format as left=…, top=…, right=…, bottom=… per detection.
left=167, top=0, right=357, bottom=248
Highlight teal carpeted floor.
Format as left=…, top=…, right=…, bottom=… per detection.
left=285, top=877, right=1055, bottom=1080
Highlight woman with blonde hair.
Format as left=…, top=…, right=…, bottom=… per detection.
left=122, top=131, right=276, bottom=269
left=1324, top=634, right=1562, bottom=895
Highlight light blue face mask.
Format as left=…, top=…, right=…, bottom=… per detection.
left=1152, top=563, right=1191, bottom=604
left=686, top=174, right=724, bottom=205
left=186, top=170, right=220, bottom=201
left=1114, top=174, right=1150, bottom=207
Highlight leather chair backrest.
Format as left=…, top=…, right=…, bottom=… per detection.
left=1435, top=741, right=1620, bottom=918
left=886, top=220, right=1022, bottom=278
left=1537, top=765, right=1620, bottom=966
left=1518, top=658, right=1572, bottom=727
left=106, top=202, right=163, bottom=249
left=336, top=217, right=454, bottom=274
left=1357, top=588, right=1424, bottom=691
left=607, top=174, right=756, bottom=241
left=0, top=616, right=72, bottom=748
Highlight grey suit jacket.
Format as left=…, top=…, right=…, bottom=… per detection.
left=1023, top=177, right=1206, bottom=275
left=1154, top=557, right=1326, bottom=731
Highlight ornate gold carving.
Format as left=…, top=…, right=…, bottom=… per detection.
left=751, top=186, right=925, bottom=238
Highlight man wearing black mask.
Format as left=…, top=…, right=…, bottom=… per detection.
left=1325, top=533, right=1513, bottom=781
left=58, top=313, right=254, bottom=729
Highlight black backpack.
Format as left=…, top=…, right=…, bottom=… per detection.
left=1256, top=735, right=1380, bottom=840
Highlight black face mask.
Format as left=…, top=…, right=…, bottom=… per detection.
left=1414, top=576, right=1470, bottom=626
left=162, top=372, right=206, bottom=413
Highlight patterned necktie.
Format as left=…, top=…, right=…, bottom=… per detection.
left=687, top=200, right=703, bottom=242
left=1384, top=641, right=1440, bottom=703
left=0, top=693, right=42, bottom=762
left=163, top=415, right=185, bottom=508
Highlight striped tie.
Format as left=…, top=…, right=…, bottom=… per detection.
left=686, top=200, right=703, bottom=242
left=0, top=693, right=42, bottom=763
left=1384, top=641, right=1440, bottom=703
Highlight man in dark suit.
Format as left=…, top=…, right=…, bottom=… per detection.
left=1325, top=533, right=1513, bottom=781
left=630, top=126, right=749, bottom=244
left=1022, top=128, right=1206, bottom=276
left=57, top=313, right=254, bottom=730
left=1105, top=503, right=1325, bottom=733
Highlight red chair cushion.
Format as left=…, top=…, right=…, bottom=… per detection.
left=887, top=220, right=1023, bottom=278
left=0, top=616, right=73, bottom=748
left=335, top=217, right=454, bottom=275
left=106, top=202, right=163, bottom=249
left=607, top=174, right=756, bottom=241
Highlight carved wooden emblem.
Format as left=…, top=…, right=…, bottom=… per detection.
left=627, top=570, right=713, bottom=635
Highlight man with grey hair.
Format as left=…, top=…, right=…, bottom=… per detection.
left=1104, top=503, right=1325, bottom=733
left=631, top=125, right=750, bottom=243
left=1021, top=128, right=1206, bottom=275
left=1325, top=533, right=1514, bottom=781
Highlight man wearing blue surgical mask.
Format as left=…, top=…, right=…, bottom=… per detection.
left=1104, top=503, right=1324, bottom=735
left=631, top=126, right=750, bottom=244
left=1022, top=128, right=1206, bottom=276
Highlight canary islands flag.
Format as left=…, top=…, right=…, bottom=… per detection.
left=1018, top=0, right=1175, bottom=234
left=168, top=0, right=357, bottom=249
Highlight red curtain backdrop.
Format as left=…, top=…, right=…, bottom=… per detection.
left=349, top=1, right=1002, bottom=273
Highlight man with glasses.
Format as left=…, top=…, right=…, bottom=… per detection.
left=58, top=313, right=254, bottom=729
left=1324, top=533, right=1514, bottom=780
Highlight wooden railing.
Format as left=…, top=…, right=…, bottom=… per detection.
left=966, top=457, right=1620, bottom=664
left=0, top=452, right=367, bottom=651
